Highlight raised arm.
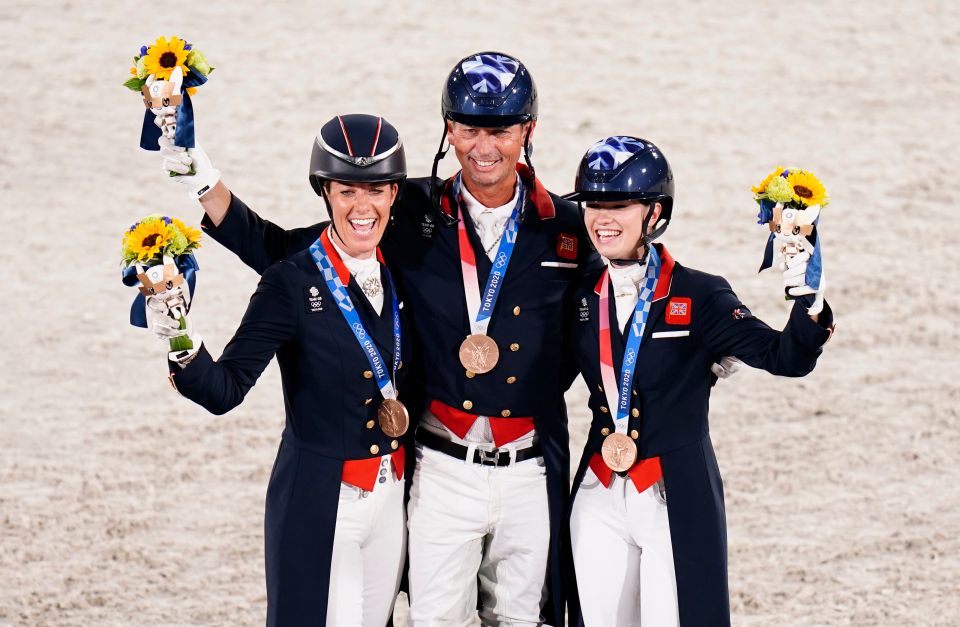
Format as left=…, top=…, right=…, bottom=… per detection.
left=199, top=190, right=325, bottom=275
left=160, top=141, right=324, bottom=275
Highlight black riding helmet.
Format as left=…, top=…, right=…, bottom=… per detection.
left=565, top=136, right=674, bottom=246
left=309, top=114, right=407, bottom=211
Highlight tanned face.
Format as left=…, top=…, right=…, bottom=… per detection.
left=446, top=120, right=534, bottom=206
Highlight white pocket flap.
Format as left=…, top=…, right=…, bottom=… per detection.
left=541, top=261, right=578, bottom=268
left=651, top=330, right=690, bottom=339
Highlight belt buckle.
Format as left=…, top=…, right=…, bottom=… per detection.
left=476, top=447, right=502, bottom=466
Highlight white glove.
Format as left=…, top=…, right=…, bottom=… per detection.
left=145, top=290, right=203, bottom=363
left=781, top=249, right=826, bottom=316
left=159, top=137, right=221, bottom=201
left=710, top=356, right=742, bottom=379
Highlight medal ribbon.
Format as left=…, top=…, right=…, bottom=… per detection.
left=309, top=228, right=401, bottom=401
left=597, top=246, right=661, bottom=434
left=455, top=172, right=525, bottom=335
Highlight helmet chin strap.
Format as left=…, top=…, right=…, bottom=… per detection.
left=319, top=186, right=345, bottom=242
left=522, top=126, right=536, bottom=184
left=609, top=247, right=649, bottom=267
left=430, top=123, right=458, bottom=227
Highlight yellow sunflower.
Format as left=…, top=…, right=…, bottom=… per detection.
left=125, top=219, right=172, bottom=262
left=171, top=218, right=203, bottom=245
left=142, top=36, right=189, bottom=81
left=751, top=166, right=785, bottom=194
left=786, top=170, right=827, bottom=206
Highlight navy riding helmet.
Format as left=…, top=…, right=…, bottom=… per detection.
left=442, top=52, right=538, bottom=127
left=566, top=136, right=675, bottom=244
left=431, top=52, right=539, bottom=216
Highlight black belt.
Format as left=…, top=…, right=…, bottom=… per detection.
left=415, top=427, right=542, bottom=467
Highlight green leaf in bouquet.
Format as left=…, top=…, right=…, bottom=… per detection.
left=168, top=316, right=194, bottom=352
left=168, top=162, right=197, bottom=177
left=123, top=77, right=145, bottom=92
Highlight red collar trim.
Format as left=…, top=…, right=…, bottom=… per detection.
left=439, top=163, right=556, bottom=220
left=439, top=176, right=456, bottom=217
left=320, top=227, right=385, bottom=286
left=592, top=244, right=675, bottom=299
left=653, top=244, right=674, bottom=301
left=593, top=268, right=608, bottom=296
left=517, top=163, right=556, bottom=220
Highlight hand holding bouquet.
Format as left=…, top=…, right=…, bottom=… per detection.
left=120, top=216, right=202, bottom=352
left=123, top=36, right=214, bottom=157
left=752, top=167, right=829, bottom=315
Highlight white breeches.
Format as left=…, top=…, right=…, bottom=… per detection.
left=570, top=468, right=679, bottom=627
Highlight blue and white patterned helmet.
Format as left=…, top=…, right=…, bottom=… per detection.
left=567, top=136, right=673, bottom=204
left=442, top=51, right=538, bottom=127
left=565, top=136, right=675, bottom=236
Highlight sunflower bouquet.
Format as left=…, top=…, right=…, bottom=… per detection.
left=123, top=36, right=214, bottom=153
left=120, top=215, right=202, bottom=351
left=752, top=167, right=828, bottom=293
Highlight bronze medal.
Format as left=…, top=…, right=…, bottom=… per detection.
left=378, top=398, right=409, bottom=438
left=458, top=334, right=500, bottom=374
left=601, top=432, right=637, bottom=472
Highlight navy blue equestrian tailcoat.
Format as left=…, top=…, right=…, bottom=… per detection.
left=568, top=243, right=834, bottom=626
left=168, top=230, right=413, bottom=626
left=199, top=166, right=601, bottom=625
